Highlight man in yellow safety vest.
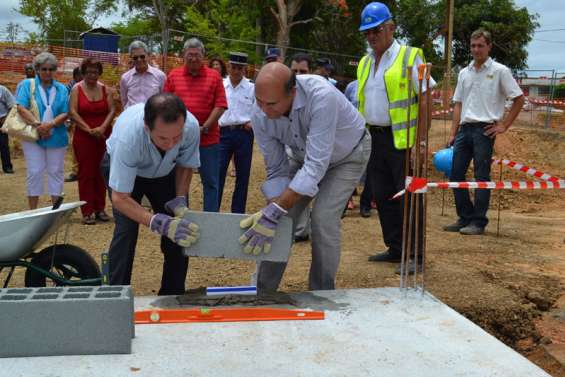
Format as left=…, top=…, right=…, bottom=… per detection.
left=357, top=2, right=435, bottom=274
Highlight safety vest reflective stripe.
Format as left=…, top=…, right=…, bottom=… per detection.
left=401, top=46, right=412, bottom=79
left=391, top=118, right=418, bottom=131
left=389, top=96, right=418, bottom=110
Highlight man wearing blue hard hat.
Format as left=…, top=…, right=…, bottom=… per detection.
left=356, top=2, right=435, bottom=273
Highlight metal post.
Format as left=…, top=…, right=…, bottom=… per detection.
left=545, top=69, right=556, bottom=129
left=496, top=160, right=503, bottom=237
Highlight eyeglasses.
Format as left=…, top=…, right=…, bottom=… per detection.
left=132, top=55, right=146, bottom=61
left=40, top=67, right=56, bottom=72
left=363, top=25, right=386, bottom=37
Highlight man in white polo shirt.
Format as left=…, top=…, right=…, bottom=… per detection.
left=102, top=93, right=201, bottom=295
left=444, top=29, right=524, bottom=235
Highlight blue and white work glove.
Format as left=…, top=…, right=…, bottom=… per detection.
left=164, top=196, right=190, bottom=218
left=150, top=213, right=199, bottom=247
left=239, top=202, right=287, bottom=255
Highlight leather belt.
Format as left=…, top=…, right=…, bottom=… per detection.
left=461, top=122, right=493, bottom=128
left=367, top=124, right=391, bottom=132
left=221, top=123, right=247, bottom=130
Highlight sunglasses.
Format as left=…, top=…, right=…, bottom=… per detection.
left=40, top=67, right=56, bottom=72
left=132, top=55, right=146, bottom=61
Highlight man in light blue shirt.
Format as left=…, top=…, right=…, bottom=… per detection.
left=102, top=93, right=201, bottom=295
left=242, top=63, right=371, bottom=291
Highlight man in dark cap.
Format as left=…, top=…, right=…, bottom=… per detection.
left=265, top=47, right=283, bottom=64
left=314, top=58, right=337, bottom=85
left=218, top=52, right=255, bottom=214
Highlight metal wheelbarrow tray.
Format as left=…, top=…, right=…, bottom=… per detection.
left=0, top=202, right=101, bottom=287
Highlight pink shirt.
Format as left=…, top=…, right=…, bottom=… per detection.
left=119, top=65, right=166, bottom=109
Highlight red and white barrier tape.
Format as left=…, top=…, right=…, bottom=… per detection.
left=493, top=159, right=561, bottom=182
left=393, top=176, right=564, bottom=199
left=528, top=98, right=565, bottom=106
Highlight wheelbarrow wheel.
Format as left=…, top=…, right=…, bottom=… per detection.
left=24, top=244, right=101, bottom=287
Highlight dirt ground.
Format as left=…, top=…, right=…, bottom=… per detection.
left=1, top=119, right=564, bottom=375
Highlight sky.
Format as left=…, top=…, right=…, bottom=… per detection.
left=0, top=0, right=563, bottom=72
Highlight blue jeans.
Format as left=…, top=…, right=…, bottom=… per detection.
left=199, top=144, right=220, bottom=212
left=218, top=127, right=253, bottom=214
left=450, top=124, right=495, bottom=228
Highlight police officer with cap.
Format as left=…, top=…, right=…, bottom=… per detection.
left=218, top=52, right=255, bottom=214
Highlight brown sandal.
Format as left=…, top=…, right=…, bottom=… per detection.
left=95, top=211, right=111, bottom=222
left=82, top=214, right=96, bottom=225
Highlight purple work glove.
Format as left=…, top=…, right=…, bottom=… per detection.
left=164, top=196, right=189, bottom=218
left=239, top=202, right=287, bottom=255
left=150, top=213, right=199, bottom=247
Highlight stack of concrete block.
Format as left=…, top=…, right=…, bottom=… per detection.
left=0, top=285, right=134, bottom=358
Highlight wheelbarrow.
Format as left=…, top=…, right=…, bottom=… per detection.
left=0, top=200, right=102, bottom=287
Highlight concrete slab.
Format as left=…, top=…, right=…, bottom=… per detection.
left=0, top=288, right=549, bottom=376
left=181, top=210, right=293, bottom=262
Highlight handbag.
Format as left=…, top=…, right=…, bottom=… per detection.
left=3, top=79, right=40, bottom=142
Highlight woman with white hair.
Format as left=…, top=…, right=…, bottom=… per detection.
left=16, top=52, right=69, bottom=209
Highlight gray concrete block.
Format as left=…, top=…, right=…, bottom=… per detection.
left=0, top=286, right=133, bottom=358
left=181, top=210, right=293, bottom=262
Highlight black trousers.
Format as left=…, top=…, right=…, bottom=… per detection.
left=367, top=127, right=423, bottom=257
left=101, top=153, right=189, bottom=295
left=0, top=130, right=13, bottom=172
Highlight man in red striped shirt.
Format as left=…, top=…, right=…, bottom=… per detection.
left=164, top=38, right=227, bottom=212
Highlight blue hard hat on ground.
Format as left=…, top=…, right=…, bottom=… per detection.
left=433, top=147, right=453, bottom=178
left=359, top=2, right=393, bottom=32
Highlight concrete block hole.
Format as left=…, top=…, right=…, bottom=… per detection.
left=31, top=294, right=59, bottom=300
left=63, top=294, right=90, bottom=299
left=98, top=287, right=124, bottom=292
left=95, top=293, right=121, bottom=298
left=0, top=295, right=27, bottom=300
left=6, top=288, right=32, bottom=294
left=68, top=287, right=94, bottom=293
left=37, top=288, right=63, bottom=293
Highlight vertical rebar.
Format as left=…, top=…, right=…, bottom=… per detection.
left=422, top=63, right=433, bottom=293
left=412, top=64, right=426, bottom=289
left=400, top=65, right=414, bottom=290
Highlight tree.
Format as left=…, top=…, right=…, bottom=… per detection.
left=111, top=16, right=160, bottom=52
left=123, top=0, right=197, bottom=56
left=183, top=0, right=259, bottom=61
left=18, top=0, right=116, bottom=43
left=451, top=0, right=538, bottom=71
left=6, top=22, right=23, bottom=44
left=269, top=0, right=314, bottom=59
